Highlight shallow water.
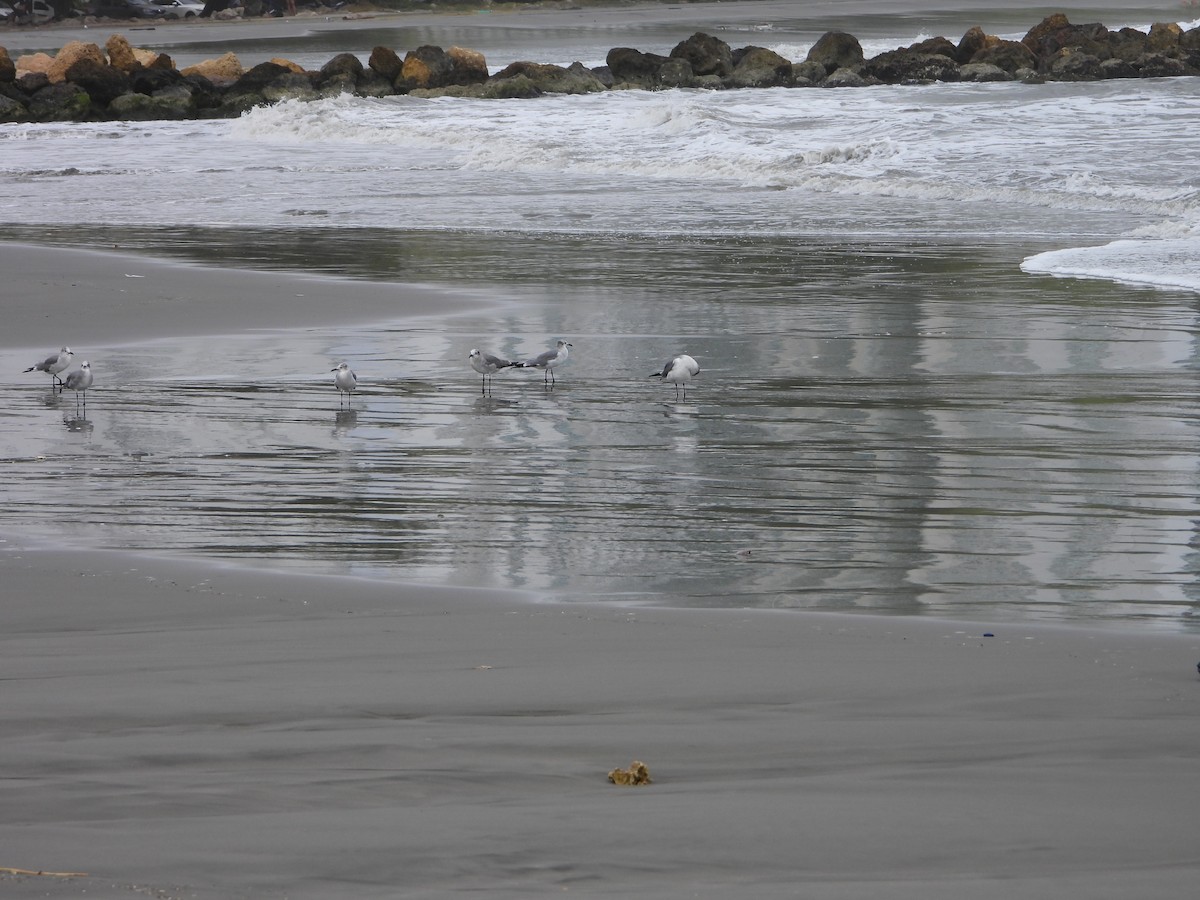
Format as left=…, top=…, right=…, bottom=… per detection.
left=3, top=229, right=1197, bottom=630
left=2, top=2, right=1199, bottom=629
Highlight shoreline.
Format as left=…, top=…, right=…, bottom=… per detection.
left=0, top=240, right=496, bottom=351
left=2, top=539, right=1199, bottom=898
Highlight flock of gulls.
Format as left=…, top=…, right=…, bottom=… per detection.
left=23, top=346, right=91, bottom=411
left=23, top=341, right=702, bottom=412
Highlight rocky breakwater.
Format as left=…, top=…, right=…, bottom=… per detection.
left=1, top=14, right=1198, bottom=123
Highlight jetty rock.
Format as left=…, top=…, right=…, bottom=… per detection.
left=1, top=16, right=1198, bottom=123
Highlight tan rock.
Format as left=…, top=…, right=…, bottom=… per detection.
left=106, top=34, right=140, bottom=73
left=15, top=52, right=55, bottom=79
left=268, top=57, right=307, bottom=74
left=181, top=51, right=244, bottom=84
left=48, top=41, right=106, bottom=85
left=447, top=46, right=488, bottom=84
left=146, top=51, right=176, bottom=71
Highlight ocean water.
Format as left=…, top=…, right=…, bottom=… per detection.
left=1, top=3, right=1198, bottom=629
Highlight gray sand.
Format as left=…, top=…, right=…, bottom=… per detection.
left=1, top=546, right=1199, bottom=898
left=4, top=1, right=1200, bottom=892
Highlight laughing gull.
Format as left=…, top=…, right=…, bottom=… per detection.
left=469, top=349, right=517, bottom=394
left=519, top=340, right=572, bottom=385
left=63, top=360, right=93, bottom=411
left=650, top=354, right=700, bottom=399
left=24, top=346, right=74, bottom=391
left=331, top=362, right=357, bottom=407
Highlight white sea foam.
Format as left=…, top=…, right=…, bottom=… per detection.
left=3, top=65, right=1198, bottom=290
left=1022, top=239, right=1200, bottom=293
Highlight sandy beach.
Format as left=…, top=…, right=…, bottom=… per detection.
left=3, top=242, right=1200, bottom=898
left=4, top=0, right=1200, bottom=894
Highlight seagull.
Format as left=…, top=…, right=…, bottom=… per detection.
left=62, top=360, right=93, bottom=411
left=24, top=346, right=74, bottom=391
left=649, top=354, right=700, bottom=399
left=331, top=362, right=357, bottom=407
left=469, top=348, right=517, bottom=394
left=519, top=340, right=573, bottom=385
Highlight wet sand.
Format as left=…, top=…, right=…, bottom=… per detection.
left=3, top=243, right=1200, bottom=898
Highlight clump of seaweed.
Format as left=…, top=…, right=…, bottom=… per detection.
left=607, top=760, right=652, bottom=786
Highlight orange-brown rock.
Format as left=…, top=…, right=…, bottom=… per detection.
left=181, top=51, right=244, bottom=84
left=106, top=34, right=141, bottom=73
left=268, top=57, right=307, bottom=74
left=15, top=52, right=55, bottom=79
left=48, top=41, right=106, bottom=85
left=447, top=46, right=488, bottom=84
left=369, top=46, right=403, bottom=82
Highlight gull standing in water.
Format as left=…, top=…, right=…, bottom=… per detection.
left=469, top=348, right=517, bottom=394
left=24, top=346, right=74, bottom=391
left=331, top=362, right=357, bottom=407
left=650, top=354, right=700, bottom=399
left=519, top=340, right=572, bottom=386
left=63, top=360, right=93, bottom=411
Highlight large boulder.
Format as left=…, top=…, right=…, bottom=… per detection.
left=1022, top=15, right=1113, bottom=69
left=823, top=66, right=869, bottom=87
left=479, top=73, right=542, bottom=99
left=969, top=40, right=1038, bottom=73
left=368, top=46, right=403, bottom=83
left=606, top=47, right=671, bottom=87
left=15, top=52, right=54, bottom=79
left=727, top=46, right=794, bottom=87
left=1146, top=22, right=1183, bottom=53
left=955, top=26, right=991, bottom=63
left=48, top=41, right=105, bottom=85
left=0, top=47, right=14, bottom=83
left=398, top=45, right=455, bottom=91
left=105, top=35, right=141, bottom=74
left=1107, top=27, right=1150, bottom=61
left=670, top=32, right=733, bottom=77
left=182, top=52, right=244, bottom=85
left=64, top=58, right=131, bottom=106
left=29, top=81, right=92, bottom=122
left=108, top=88, right=195, bottom=121
left=448, top=46, right=489, bottom=85
left=0, top=93, right=28, bottom=122
left=864, top=48, right=960, bottom=83
left=1136, top=53, right=1194, bottom=77
left=130, top=66, right=186, bottom=94
left=1047, top=49, right=1103, bottom=80
left=958, top=62, right=1012, bottom=82
left=317, top=52, right=363, bottom=86
left=806, top=32, right=864, bottom=75
left=233, top=61, right=307, bottom=93
left=490, top=60, right=606, bottom=94
left=133, top=48, right=172, bottom=70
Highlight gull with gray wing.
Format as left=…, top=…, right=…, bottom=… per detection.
left=24, top=346, right=74, bottom=391
left=518, top=340, right=572, bottom=386
left=650, top=353, right=700, bottom=399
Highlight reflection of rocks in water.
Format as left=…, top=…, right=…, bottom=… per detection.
left=63, top=415, right=93, bottom=435
left=333, top=409, right=358, bottom=433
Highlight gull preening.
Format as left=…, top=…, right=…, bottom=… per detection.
left=469, top=348, right=518, bottom=394
left=650, top=353, right=700, bottom=399
left=519, top=340, right=573, bottom=385
left=331, top=362, right=357, bottom=407
left=63, top=360, right=93, bottom=410
left=24, top=346, right=74, bottom=391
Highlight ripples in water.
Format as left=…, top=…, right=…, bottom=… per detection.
left=1, top=230, right=1197, bottom=631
